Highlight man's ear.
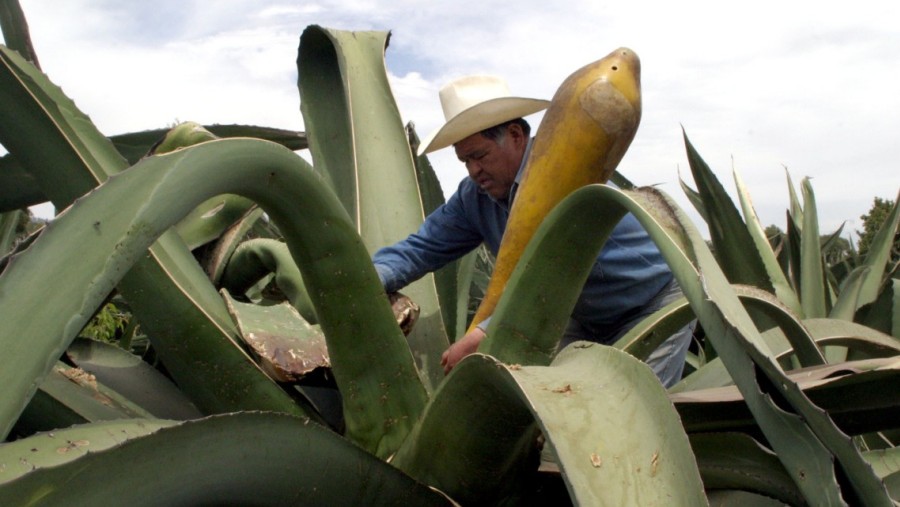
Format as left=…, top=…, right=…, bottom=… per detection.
left=507, top=122, right=527, bottom=147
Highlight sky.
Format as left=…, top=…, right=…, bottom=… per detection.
left=10, top=0, right=900, bottom=239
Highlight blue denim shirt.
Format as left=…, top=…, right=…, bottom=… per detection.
left=373, top=155, right=673, bottom=338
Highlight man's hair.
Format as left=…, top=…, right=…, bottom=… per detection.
left=479, top=118, right=531, bottom=143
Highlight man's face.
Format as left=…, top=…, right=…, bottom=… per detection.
left=453, top=125, right=526, bottom=200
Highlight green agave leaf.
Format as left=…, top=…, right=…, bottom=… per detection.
left=478, top=188, right=629, bottom=365
left=681, top=131, right=774, bottom=291
left=453, top=249, right=479, bottom=338
left=831, top=266, right=872, bottom=322
left=0, top=155, right=44, bottom=211
left=0, top=418, right=177, bottom=482
left=390, top=355, right=540, bottom=505
left=851, top=191, right=900, bottom=309
left=0, top=45, right=305, bottom=418
left=611, top=295, right=696, bottom=362
left=220, top=238, right=317, bottom=323
left=407, top=122, right=460, bottom=339
left=0, top=1, right=39, bottom=68
left=691, top=432, right=803, bottom=505
left=297, top=26, right=449, bottom=390
left=0, top=413, right=451, bottom=506
left=800, top=177, right=829, bottom=318
left=864, top=447, right=900, bottom=503
left=864, top=447, right=900, bottom=480
left=174, top=194, right=256, bottom=250
left=672, top=317, right=900, bottom=393
left=856, top=278, right=900, bottom=339
left=393, top=345, right=706, bottom=506
left=799, top=318, right=900, bottom=359
left=481, top=183, right=891, bottom=504
left=110, top=124, right=308, bottom=165
left=673, top=357, right=899, bottom=437
left=733, top=168, right=803, bottom=315
left=731, top=285, right=825, bottom=368
left=785, top=167, right=803, bottom=227
left=221, top=291, right=328, bottom=384
left=148, top=122, right=260, bottom=251
left=678, top=171, right=710, bottom=224
left=204, top=206, right=268, bottom=284
left=11, top=362, right=155, bottom=439
left=0, top=138, right=426, bottom=457
left=65, top=338, right=202, bottom=420
left=706, top=489, right=793, bottom=506
left=0, top=209, right=20, bottom=254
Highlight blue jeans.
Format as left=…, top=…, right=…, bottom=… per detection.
left=559, top=278, right=694, bottom=388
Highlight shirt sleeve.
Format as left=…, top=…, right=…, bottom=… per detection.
left=373, top=189, right=484, bottom=293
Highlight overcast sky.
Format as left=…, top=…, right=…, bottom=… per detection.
left=11, top=0, right=900, bottom=238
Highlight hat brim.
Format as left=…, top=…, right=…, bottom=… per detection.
left=417, top=97, right=550, bottom=156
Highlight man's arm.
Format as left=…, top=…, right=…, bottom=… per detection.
left=373, top=190, right=483, bottom=293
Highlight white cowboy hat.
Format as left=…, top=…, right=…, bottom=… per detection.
left=417, top=75, right=550, bottom=156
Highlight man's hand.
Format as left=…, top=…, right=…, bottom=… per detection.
left=441, top=327, right=486, bottom=374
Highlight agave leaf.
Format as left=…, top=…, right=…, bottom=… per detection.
left=785, top=167, right=803, bottom=226
left=673, top=357, right=899, bottom=437
left=110, top=124, right=308, bottom=165
left=221, top=291, right=328, bottom=383
left=800, top=319, right=900, bottom=358
left=864, top=447, right=900, bottom=480
left=690, top=432, right=803, bottom=505
left=480, top=183, right=891, bottom=504
left=0, top=419, right=177, bottom=482
left=0, top=45, right=306, bottom=418
left=800, top=177, right=829, bottom=318
left=0, top=413, right=451, bottom=506
left=11, top=362, right=154, bottom=439
left=203, top=206, right=268, bottom=284
left=390, top=355, right=540, bottom=505
left=453, top=248, right=480, bottom=338
left=0, top=154, right=45, bottom=211
left=0, top=209, right=20, bottom=254
left=729, top=285, right=825, bottom=368
left=0, top=138, right=427, bottom=456
left=856, top=278, right=900, bottom=339
left=0, top=0, right=39, bottom=68
left=672, top=317, right=900, bottom=393
left=611, top=295, right=696, bottom=362
left=681, top=132, right=773, bottom=291
left=478, top=188, right=629, bottom=365
left=677, top=172, right=710, bottom=224
left=297, top=26, right=449, bottom=390
left=852, top=191, right=900, bottom=308
left=65, top=338, right=202, bottom=420
left=407, top=122, right=460, bottom=339
left=733, top=168, right=803, bottom=315
left=147, top=122, right=261, bottom=251
left=174, top=194, right=256, bottom=250
left=220, top=238, right=317, bottom=323
left=393, top=344, right=706, bottom=505
left=831, top=265, right=872, bottom=323
left=706, top=489, right=797, bottom=506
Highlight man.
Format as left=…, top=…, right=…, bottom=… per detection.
left=373, top=75, right=693, bottom=387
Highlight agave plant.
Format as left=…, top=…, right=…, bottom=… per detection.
left=1, top=2, right=899, bottom=505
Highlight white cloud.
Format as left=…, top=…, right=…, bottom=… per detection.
left=10, top=0, right=899, bottom=237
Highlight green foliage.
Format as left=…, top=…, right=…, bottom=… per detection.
left=859, top=197, right=899, bottom=259
left=79, top=302, right=129, bottom=343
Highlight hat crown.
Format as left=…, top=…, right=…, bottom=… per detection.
left=417, top=75, right=549, bottom=155
left=439, top=75, right=512, bottom=121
